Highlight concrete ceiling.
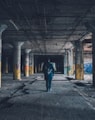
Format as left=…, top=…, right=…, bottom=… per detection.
left=0, top=0, right=94, bottom=54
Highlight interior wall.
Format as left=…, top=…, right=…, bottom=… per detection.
left=34, top=55, right=64, bottom=73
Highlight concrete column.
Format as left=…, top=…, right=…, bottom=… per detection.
left=84, top=22, right=95, bottom=86
left=68, top=50, right=71, bottom=75
left=0, top=25, right=7, bottom=88
left=13, top=42, right=24, bottom=80
left=64, top=49, right=69, bottom=75
left=4, top=57, right=8, bottom=74
left=64, top=50, right=67, bottom=75
left=74, top=41, right=84, bottom=80
left=24, top=49, right=31, bottom=77
left=29, top=53, right=34, bottom=75
left=68, top=48, right=74, bottom=75
left=92, top=33, right=95, bottom=86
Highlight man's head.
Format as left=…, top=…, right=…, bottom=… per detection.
left=48, top=59, right=50, bottom=62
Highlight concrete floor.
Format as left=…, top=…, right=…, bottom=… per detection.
left=0, top=74, right=95, bottom=120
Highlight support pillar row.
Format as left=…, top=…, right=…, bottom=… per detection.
left=13, top=42, right=24, bottom=80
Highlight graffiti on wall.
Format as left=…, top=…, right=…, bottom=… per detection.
left=84, top=63, right=92, bottom=74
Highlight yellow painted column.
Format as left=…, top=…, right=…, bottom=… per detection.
left=14, top=64, right=21, bottom=80
left=24, top=65, right=29, bottom=77
left=0, top=25, right=7, bottom=88
left=75, top=64, right=84, bottom=80
left=13, top=42, right=24, bottom=80
left=75, top=41, right=84, bottom=80
left=68, top=48, right=74, bottom=75
left=29, top=53, right=34, bottom=75
left=24, top=49, right=31, bottom=77
left=29, top=66, right=34, bottom=75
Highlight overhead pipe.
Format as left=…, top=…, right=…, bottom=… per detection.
left=9, top=19, right=19, bottom=31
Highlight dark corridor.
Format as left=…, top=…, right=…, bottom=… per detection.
left=34, top=55, right=64, bottom=73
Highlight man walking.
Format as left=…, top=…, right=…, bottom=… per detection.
left=43, top=59, right=54, bottom=92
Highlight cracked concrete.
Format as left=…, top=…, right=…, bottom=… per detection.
left=0, top=73, right=95, bottom=120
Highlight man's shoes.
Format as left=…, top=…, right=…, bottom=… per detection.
left=46, top=88, right=52, bottom=92
left=49, top=88, right=52, bottom=92
left=48, top=88, right=52, bottom=92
